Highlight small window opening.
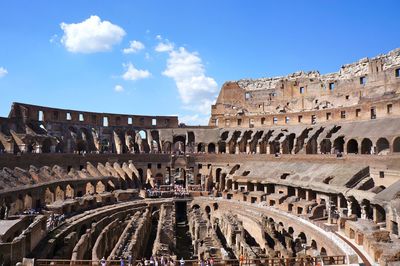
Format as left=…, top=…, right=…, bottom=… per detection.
left=300, top=87, right=305, bottom=94
left=379, top=171, right=385, bottom=178
left=329, top=82, right=335, bottom=91
left=387, top=104, right=393, bottom=114
left=79, top=113, right=84, bottom=122
left=152, top=118, right=157, bottom=126
left=38, top=110, right=44, bottom=121
left=371, top=107, right=376, bottom=119
left=395, top=68, right=400, bottom=77
left=326, top=112, right=331, bottom=120
left=285, top=117, right=290, bottom=124
left=360, top=76, right=367, bottom=85
left=298, top=115, right=303, bottom=123
left=311, top=115, right=316, bottom=124
left=245, top=92, right=251, bottom=100
left=103, top=117, right=109, bottom=127
left=341, top=111, right=346, bottom=119
left=128, top=117, right=133, bottom=124
left=273, top=117, right=278, bottom=124
left=356, top=109, right=361, bottom=117
left=66, top=112, right=72, bottom=121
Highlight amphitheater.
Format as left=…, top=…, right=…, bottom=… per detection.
left=1, top=49, right=400, bottom=266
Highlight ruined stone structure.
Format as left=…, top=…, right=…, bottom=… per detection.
left=1, top=49, right=400, bottom=265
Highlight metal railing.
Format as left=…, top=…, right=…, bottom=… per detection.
left=35, top=255, right=346, bottom=266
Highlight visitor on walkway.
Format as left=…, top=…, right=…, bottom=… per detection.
left=127, top=254, right=132, bottom=266
left=120, top=257, right=125, bottom=266
left=100, top=257, right=106, bottom=266
left=179, top=257, right=185, bottom=265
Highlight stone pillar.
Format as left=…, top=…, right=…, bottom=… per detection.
left=215, top=144, right=219, bottom=154
left=256, top=143, right=260, bottom=154
left=194, top=144, right=198, bottom=153
left=36, top=144, right=42, bottom=154
left=235, top=145, right=239, bottom=154
left=361, top=204, right=367, bottom=220
left=347, top=199, right=353, bottom=217
left=317, top=144, right=321, bottom=154
left=266, top=145, right=270, bottom=155
left=205, top=145, right=208, bottom=153
left=279, top=142, right=283, bottom=153
left=246, top=143, right=250, bottom=154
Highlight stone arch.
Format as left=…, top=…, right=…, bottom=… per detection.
left=85, top=182, right=95, bottom=195
left=361, top=138, right=373, bottom=154
left=320, top=139, right=332, bottom=154
left=45, top=188, right=55, bottom=204
left=393, top=137, right=400, bottom=153
left=346, top=139, right=358, bottom=154
left=208, top=143, right=216, bottom=153
left=24, top=194, right=33, bottom=210
left=65, top=184, right=75, bottom=199
left=374, top=204, right=386, bottom=223
left=333, top=136, right=345, bottom=153
left=376, top=137, right=390, bottom=154
left=96, top=181, right=106, bottom=193
left=55, top=186, right=65, bottom=201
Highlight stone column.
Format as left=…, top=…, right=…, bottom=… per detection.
left=215, top=144, right=219, bottom=154
left=36, top=144, right=42, bottom=154
left=256, top=143, right=260, bottom=154
left=235, top=145, right=239, bottom=154
left=347, top=199, right=353, bottom=217
left=266, top=144, right=270, bottom=154
left=246, top=143, right=250, bottom=154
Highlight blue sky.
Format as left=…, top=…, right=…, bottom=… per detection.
left=0, top=1, right=399, bottom=125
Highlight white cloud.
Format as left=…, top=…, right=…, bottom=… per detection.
left=114, top=84, right=124, bottom=92
left=155, top=41, right=174, bottom=52
left=0, top=67, right=8, bottom=78
left=156, top=35, right=162, bottom=40
left=123, top=40, right=145, bottom=54
left=60, top=15, right=126, bottom=53
left=179, top=114, right=210, bottom=125
left=122, top=62, right=151, bottom=81
left=162, top=47, right=218, bottom=115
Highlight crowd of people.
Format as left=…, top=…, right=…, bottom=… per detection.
left=99, top=256, right=217, bottom=266
left=47, top=213, right=66, bottom=230
left=145, top=185, right=190, bottom=198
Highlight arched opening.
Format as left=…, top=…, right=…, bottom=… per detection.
left=320, top=139, right=332, bottom=154
left=218, top=141, right=226, bottom=154
left=282, top=133, right=296, bottom=154
left=333, top=136, right=345, bottom=153
left=163, top=141, right=172, bottom=154
left=173, top=135, right=186, bottom=154
left=361, top=138, right=373, bottom=154
left=346, top=139, right=358, bottom=154
left=393, top=137, right=400, bottom=153
left=138, top=168, right=144, bottom=184
left=208, top=143, right=216, bottom=153
left=374, top=205, right=386, bottom=223
left=306, top=138, right=318, bottom=154
left=155, top=173, right=163, bottom=187
left=376, top=138, right=390, bottom=154
left=42, top=138, right=52, bottom=153
left=215, top=168, right=222, bottom=183
left=311, top=240, right=317, bottom=250
left=197, top=143, right=205, bottom=153
left=320, top=247, right=327, bottom=256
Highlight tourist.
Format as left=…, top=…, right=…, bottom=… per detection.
left=100, top=257, right=106, bottom=266
left=239, top=254, right=244, bottom=266
left=127, top=254, right=133, bottom=266
left=179, top=257, right=185, bottom=265
left=209, top=258, right=214, bottom=266
left=120, top=257, right=125, bottom=266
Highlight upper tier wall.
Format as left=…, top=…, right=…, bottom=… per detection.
left=210, top=48, right=400, bottom=127
left=8, top=102, right=179, bottom=128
